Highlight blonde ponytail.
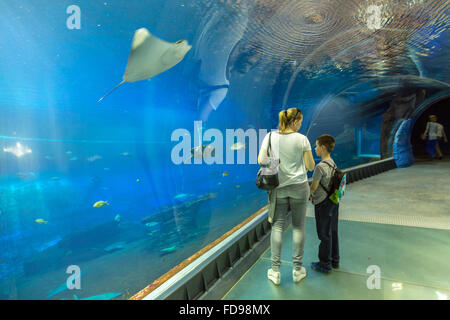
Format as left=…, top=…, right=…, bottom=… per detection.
left=278, top=108, right=302, bottom=132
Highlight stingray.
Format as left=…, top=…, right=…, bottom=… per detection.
left=98, top=28, right=192, bottom=102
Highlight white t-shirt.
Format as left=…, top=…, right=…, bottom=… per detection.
left=426, top=122, right=443, bottom=140
left=259, top=131, right=312, bottom=188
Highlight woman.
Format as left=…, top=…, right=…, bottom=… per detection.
left=258, top=107, right=315, bottom=285
left=422, top=115, right=448, bottom=160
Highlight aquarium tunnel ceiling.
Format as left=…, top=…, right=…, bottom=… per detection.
left=0, top=0, right=448, bottom=139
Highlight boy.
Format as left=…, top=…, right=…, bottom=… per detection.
left=309, top=134, right=339, bottom=273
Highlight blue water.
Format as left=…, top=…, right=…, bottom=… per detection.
left=0, top=0, right=448, bottom=299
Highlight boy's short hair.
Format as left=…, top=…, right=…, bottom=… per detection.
left=316, top=134, right=335, bottom=153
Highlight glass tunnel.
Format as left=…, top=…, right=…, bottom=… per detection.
left=0, top=0, right=449, bottom=300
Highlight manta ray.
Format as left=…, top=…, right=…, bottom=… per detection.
left=98, top=28, right=192, bottom=102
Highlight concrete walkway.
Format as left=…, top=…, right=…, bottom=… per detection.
left=223, top=160, right=450, bottom=300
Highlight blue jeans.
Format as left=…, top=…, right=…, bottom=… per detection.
left=270, top=185, right=309, bottom=272
left=425, top=139, right=437, bottom=159
left=314, top=198, right=339, bottom=268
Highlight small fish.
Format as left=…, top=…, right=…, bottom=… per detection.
left=145, top=222, right=159, bottom=228
left=70, top=157, right=78, bottom=161
left=161, top=246, right=177, bottom=253
left=16, top=173, right=29, bottom=179
left=104, top=242, right=126, bottom=253
left=45, top=155, right=54, bottom=160
left=230, top=142, right=246, bottom=151
left=236, top=185, right=240, bottom=188
left=136, top=179, right=140, bottom=183
left=114, top=214, right=121, bottom=222
left=218, top=182, right=222, bottom=185
left=66, top=151, right=73, bottom=155
left=93, top=201, right=109, bottom=208
left=17, top=172, right=36, bottom=179
left=222, top=172, right=229, bottom=177
left=147, top=232, right=153, bottom=236
left=174, top=193, right=190, bottom=200
left=65, top=250, right=72, bottom=256
left=190, top=144, right=215, bottom=159
left=121, top=152, right=132, bottom=157
left=50, top=177, right=60, bottom=181
left=87, top=155, right=102, bottom=162
left=35, top=218, right=48, bottom=224
left=104, top=167, right=110, bottom=171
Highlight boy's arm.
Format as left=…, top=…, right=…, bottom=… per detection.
left=310, top=166, right=323, bottom=203
left=309, top=179, right=320, bottom=204
left=310, top=179, right=320, bottom=193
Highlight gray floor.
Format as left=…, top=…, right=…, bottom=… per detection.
left=223, top=160, right=450, bottom=300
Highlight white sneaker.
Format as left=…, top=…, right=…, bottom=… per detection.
left=267, top=268, right=280, bottom=285
left=293, top=267, right=306, bottom=283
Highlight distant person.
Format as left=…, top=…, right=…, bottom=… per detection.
left=309, top=134, right=340, bottom=273
left=422, top=115, right=448, bottom=160
left=258, top=107, right=315, bottom=285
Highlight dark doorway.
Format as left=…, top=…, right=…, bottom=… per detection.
left=411, top=96, right=450, bottom=158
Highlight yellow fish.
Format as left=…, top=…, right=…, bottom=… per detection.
left=93, top=201, right=109, bottom=208
left=222, top=172, right=229, bottom=177
left=236, top=185, right=240, bottom=188
left=35, top=218, right=48, bottom=224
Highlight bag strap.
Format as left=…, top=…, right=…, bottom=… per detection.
left=319, top=180, right=332, bottom=195
left=318, top=161, right=336, bottom=195
left=322, top=160, right=336, bottom=170
left=267, top=132, right=280, bottom=163
left=267, top=132, right=272, bottom=157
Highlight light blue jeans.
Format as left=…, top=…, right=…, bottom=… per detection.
left=270, top=183, right=309, bottom=272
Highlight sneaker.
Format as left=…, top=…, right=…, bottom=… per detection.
left=332, top=261, right=339, bottom=269
left=311, top=262, right=331, bottom=273
left=293, top=267, right=306, bottom=283
left=267, top=268, right=280, bottom=285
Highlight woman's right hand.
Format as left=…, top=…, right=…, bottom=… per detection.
left=303, top=150, right=315, bottom=171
